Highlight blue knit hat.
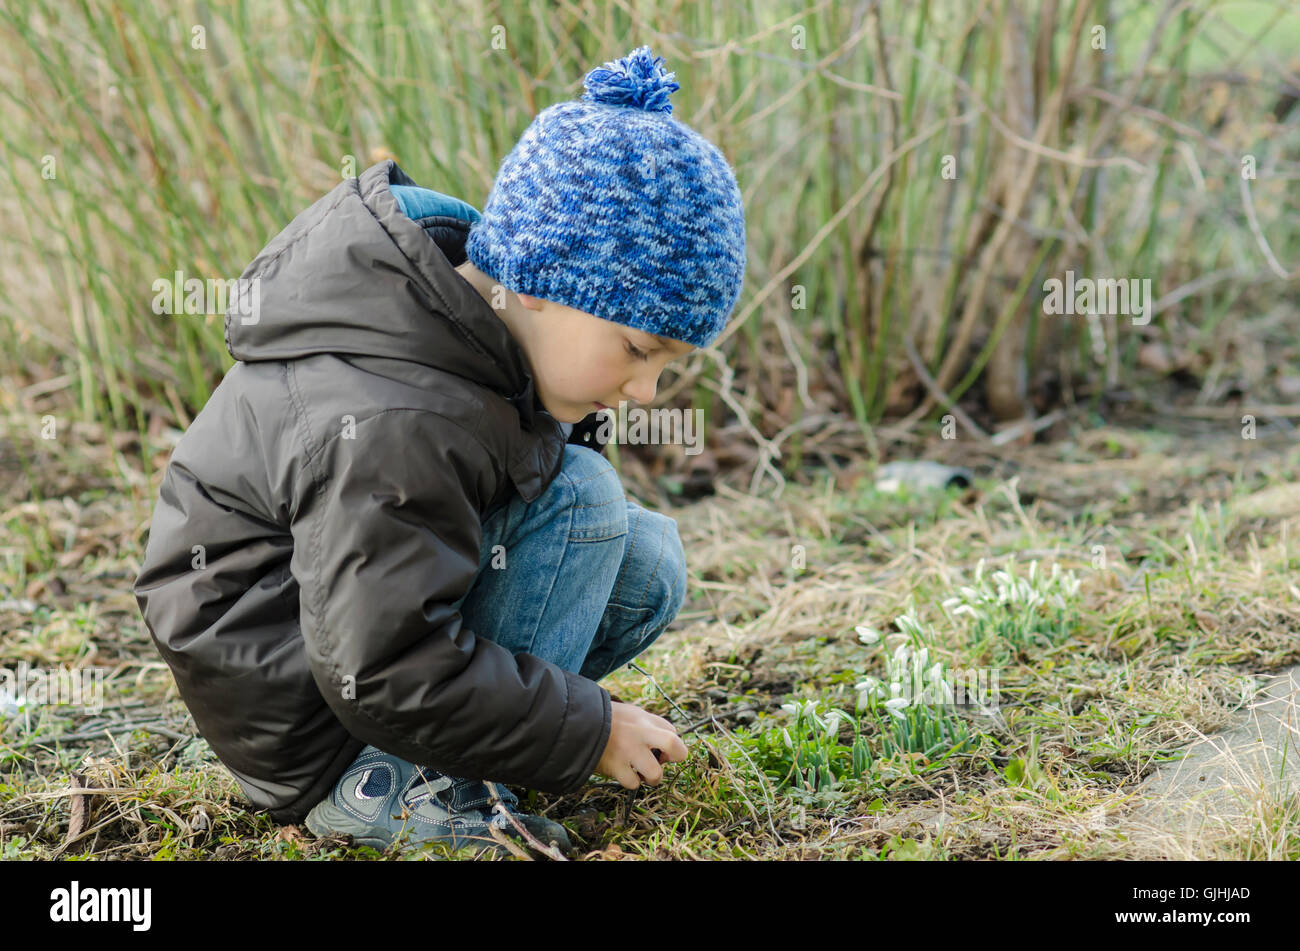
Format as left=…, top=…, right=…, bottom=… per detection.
left=464, top=45, right=746, bottom=349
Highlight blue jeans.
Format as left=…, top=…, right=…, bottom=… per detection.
left=454, top=443, right=688, bottom=682
left=323, top=444, right=687, bottom=811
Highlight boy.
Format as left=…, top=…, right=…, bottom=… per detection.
left=132, top=45, right=745, bottom=857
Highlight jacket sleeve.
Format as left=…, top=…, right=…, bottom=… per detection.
left=291, top=409, right=611, bottom=794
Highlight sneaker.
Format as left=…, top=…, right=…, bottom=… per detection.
left=450, top=778, right=574, bottom=853
left=304, top=745, right=570, bottom=857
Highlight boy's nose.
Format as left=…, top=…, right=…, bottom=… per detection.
left=621, top=373, right=657, bottom=406
left=622, top=381, right=656, bottom=406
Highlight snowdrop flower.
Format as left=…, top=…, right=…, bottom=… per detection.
left=782, top=701, right=815, bottom=729
left=927, top=661, right=945, bottom=683
left=940, top=597, right=962, bottom=611
left=892, top=642, right=912, bottom=664
left=855, top=625, right=881, bottom=644
left=782, top=727, right=794, bottom=750
left=916, top=647, right=930, bottom=670
left=855, top=676, right=882, bottom=694
left=953, top=604, right=980, bottom=619
left=785, top=700, right=826, bottom=731
left=884, top=697, right=910, bottom=719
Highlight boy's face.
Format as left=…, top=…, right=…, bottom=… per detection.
left=513, top=293, right=697, bottom=424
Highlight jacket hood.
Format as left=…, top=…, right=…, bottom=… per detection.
left=224, top=160, right=554, bottom=435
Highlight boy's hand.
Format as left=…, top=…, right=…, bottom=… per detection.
left=596, top=701, right=688, bottom=789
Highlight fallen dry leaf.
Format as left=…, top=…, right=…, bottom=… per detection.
left=64, top=771, right=92, bottom=845
left=275, top=825, right=309, bottom=846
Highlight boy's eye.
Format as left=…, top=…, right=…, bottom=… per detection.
left=625, top=341, right=650, bottom=362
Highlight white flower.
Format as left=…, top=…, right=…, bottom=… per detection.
left=855, top=625, right=881, bottom=644
left=884, top=697, right=910, bottom=719
left=916, top=647, right=929, bottom=670
left=890, top=681, right=903, bottom=699
left=953, top=604, right=980, bottom=619
left=855, top=676, right=882, bottom=694
left=787, top=700, right=825, bottom=731
left=893, top=642, right=912, bottom=664
left=782, top=700, right=816, bottom=729
left=781, top=727, right=794, bottom=750
left=895, top=613, right=929, bottom=641
left=927, top=661, right=945, bottom=683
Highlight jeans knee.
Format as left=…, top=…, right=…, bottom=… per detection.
left=557, top=444, right=627, bottom=542
left=620, top=509, right=686, bottom=622
left=663, top=517, right=688, bottom=618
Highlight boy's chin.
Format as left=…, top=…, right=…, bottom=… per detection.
left=544, top=403, right=597, bottom=424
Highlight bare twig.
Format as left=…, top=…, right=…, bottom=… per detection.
left=1239, top=175, right=1294, bottom=280
left=989, top=410, right=1066, bottom=447
left=486, top=824, right=535, bottom=860
left=482, top=780, right=567, bottom=861
left=696, top=349, right=786, bottom=499
left=902, top=334, right=990, bottom=442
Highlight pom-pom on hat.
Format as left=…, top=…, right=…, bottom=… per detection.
left=465, top=45, right=746, bottom=349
